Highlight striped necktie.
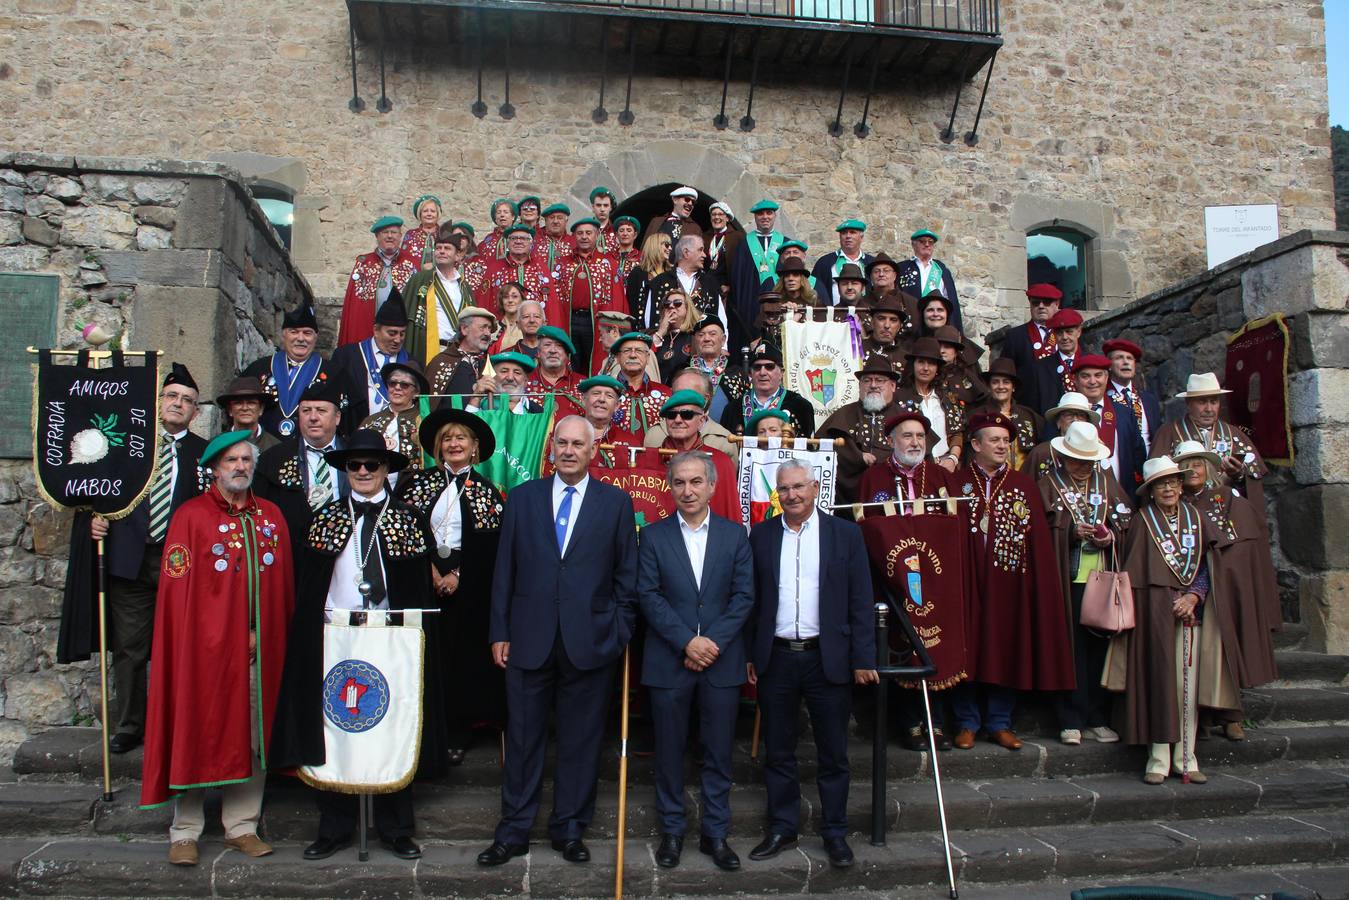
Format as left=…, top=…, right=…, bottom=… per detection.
left=310, top=449, right=333, bottom=510
left=147, top=435, right=175, bottom=543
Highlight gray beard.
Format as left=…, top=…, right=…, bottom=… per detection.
left=861, top=395, right=888, bottom=414
left=895, top=448, right=926, bottom=468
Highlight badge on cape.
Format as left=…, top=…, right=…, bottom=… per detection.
left=280, top=419, right=295, bottom=437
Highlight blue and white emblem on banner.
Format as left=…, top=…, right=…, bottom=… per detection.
left=322, top=659, right=390, bottom=733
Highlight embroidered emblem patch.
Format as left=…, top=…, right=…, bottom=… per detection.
left=322, top=659, right=390, bottom=733
left=164, top=544, right=191, bottom=578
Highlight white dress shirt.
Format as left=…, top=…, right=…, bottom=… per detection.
left=364, top=338, right=394, bottom=415
left=914, top=258, right=946, bottom=297
left=1112, top=380, right=1152, bottom=453
left=429, top=466, right=471, bottom=552
left=435, top=269, right=465, bottom=344
left=775, top=509, right=821, bottom=640
left=304, top=439, right=337, bottom=493
left=327, top=489, right=390, bottom=621
left=917, top=390, right=949, bottom=457
left=552, top=473, right=590, bottom=556
left=678, top=511, right=710, bottom=592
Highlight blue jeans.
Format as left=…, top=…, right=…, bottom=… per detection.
left=951, top=682, right=1018, bottom=732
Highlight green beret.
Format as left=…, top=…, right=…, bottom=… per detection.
left=660, top=389, right=709, bottom=415
left=503, top=223, right=534, bottom=238
left=749, top=199, right=780, bottom=213
left=542, top=202, right=571, bottom=217
left=746, top=409, right=791, bottom=433
left=911, top=228, right=939, bottom=242
left=451, top=221, right=475, bottom=236
left=578, top=374, right=626, bottom=395
left=370, top=215, right=403, bottom=234
left=613, top=215, right=640, bottom=231
left=517, top=195, right=541, bottom=209
left=589, top=186, right=616, bottom=202
left=610, top=331, right=653, bottom=354
left=778, top=239, right=809, bottom=253
left=199, top=429, right=254, bottom=466
left=836, top=219, right=867, bottom=233
left=489, top=198, right=518, bottom=218
left=536, top=325, right=577, bottom=356
left=490, top=351, right=537, bottom=372
left=569, top=217, right=601, bottom=233
left=412, top=195, right=441, bottom=216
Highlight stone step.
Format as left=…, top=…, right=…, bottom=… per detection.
left=14, top=723, right=1349, bottom=789
left=1275, top=621, right=1309, bottom=650
left=1272, top=649, right=1349, bottom=686
left=3, top=809, right=1349, bottom=897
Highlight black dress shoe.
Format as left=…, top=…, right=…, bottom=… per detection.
left=303, top=835, right=351, bottom=860
left=930, top=726, right=953, bottom=752
left=901, top=725, right=929, bottom=752
left=382, top=836, right=421, bottom=859
left=551, top=838, right=590, bottom=863
left=748, top=832, right=797, bottom=860
left=477, top=841, right=528, bottom=866
left=823, top=836, right=854, bottom=868
left=656, top=833, right=683, bottom=868
left=108, top=733, right=141, bottom=754
left=699, top=835, right=740, bottom=871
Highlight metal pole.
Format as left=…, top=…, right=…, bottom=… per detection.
left=472, top=9, right=487, bottom=117
left=358, top=793, right=370, bottom=861
left=376, top=8, right=392, bottom=113
left=855, top=46, right=881, bottom=138
left=614, top=647, right=631, bottom=900
left=618, top=23, right=636, bottom=126
left=869, top=602, right=889, bottom=846
left=95, top=537, right=113, bottom=802
left=593, top=22, right=610, bottom=123
left=829, top=46, right=853, bottom=137
left=714, top=28, right=733, bottom=129
left=921, top=679, right=958, bottom=898
left=740, top=34, right=761, bottom=132
left=347, top=20, right=365, bottom=112
left=964, top=50, right=997, bottom=146
left=500, top=16, right=516, bottom=119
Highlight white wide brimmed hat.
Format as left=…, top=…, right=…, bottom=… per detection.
left=1139, top=455, right=1184, bottom=492
left=1045, top=391, right=1101, bottom=426
left=1051, top=420, right=1110, bottom=462
left=1171, top=439, right=1223, bottom=469
left=1175, top=372, right=1232, bottom=398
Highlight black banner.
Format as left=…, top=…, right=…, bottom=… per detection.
left=33, top=350, right=160, bottom=517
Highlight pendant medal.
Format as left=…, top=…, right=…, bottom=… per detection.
left=437, top=544, right=453, bottom=559
left=979, top=515, right=990, bottom=533
left=308, top=484, right=328, bottom=506
left=357, top=579, right=373, bottom=597
left=279, top=419, right=295, bottom=437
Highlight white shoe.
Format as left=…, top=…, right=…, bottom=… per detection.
left=1059, top=729, right=1082, bottom=745
left=1086, top=726, right=1120, bottom=743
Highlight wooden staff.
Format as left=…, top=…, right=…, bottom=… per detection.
left=750, top=707, right=762, bottom=761
left=95, top=536, right=113, bottom=802
left=728, top=435, right=844, bottom=449
left=615, top=646, right=631, bottom=900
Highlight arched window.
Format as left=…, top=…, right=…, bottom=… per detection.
left=251, top=184, right=295, bottom=250
left=1027, top=226, right=1089, bottom=309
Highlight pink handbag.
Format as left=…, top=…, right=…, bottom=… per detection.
left=1080, top=547, right=1134, bottom=634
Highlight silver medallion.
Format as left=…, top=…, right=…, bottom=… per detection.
left=437, top=544, right=453, bottom=559
left=212, top=543, right=225, bottom=556
left=214, top=559, right=228, bottom=572
left=218, top=524, right=229, bottom=533
left=279, top=419, right=295, bottom=437
left=357, top=580, right=373, bottom=597
left=263, top=552, right=275, bottom=565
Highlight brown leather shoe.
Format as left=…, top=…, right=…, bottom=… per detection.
left=953, top=728, right=977, bottom=750
left=989, top=729, right=1023, bottom=751
left=224, top=833, right=274, bottom=857
left=168, top=839, right=199, bottom=866
left=1223, top=722, right=1246, bottom=742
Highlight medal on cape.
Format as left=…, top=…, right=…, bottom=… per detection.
left=1032, top=341, right=1041, bottom=350
left=1161, top=538, right=1175, bottom=554
left=1182, top=533, right=1196, bottom=549
left=1117, top=502, right=1129, bottom=514
left=1215, top=439, right=1230, bottom=454
left=280, top=419, right=295, bottom=437
left=263, top=552, right=275, bottom=565
left=214, top=559, right=228, bottom=572
left=1089, top=492, right=1103, bottom=506
left=1243, top=451, right=1255, bottom=464
left=357, top=579, right=373, bottom=597
left=979, top=515, right=989, bottom=534
left=308, top=482, right=328, bottom=506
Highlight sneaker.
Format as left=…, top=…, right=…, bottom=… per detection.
left=1142, top=772, right=1166, bottom=785
left=1085, top=726, right=1120, bottom=743
left=168, top=839, right=199, bottom=866
left=1059, top=729, right=1082, bottom=745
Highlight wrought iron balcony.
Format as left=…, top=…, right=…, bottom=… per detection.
left=345, top=0, right=1002, bottom=137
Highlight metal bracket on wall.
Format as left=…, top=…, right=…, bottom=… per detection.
left=940, top=59, right=971, bottom=143
left=499, top=16, right=515, bottom=119
left=964, top=50, right=998, bottom=146
left=472, top=8, right=488, bottom=118
left=854, top=41, right=881, bottom=138
left=618, top=23, right=636, bottom=126
left=347, top=20, right=365, bottom=112
left=713, top=28, right=734, bottom=130
left=592, top=22, right=610, bottom=124
left=828, top=41, right=854, bottom=138
left=376, top=5, right=392, bottom=113
left=740, top=33, right=761, bottom=132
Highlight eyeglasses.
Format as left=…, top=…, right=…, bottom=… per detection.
left=345, top=459, right=385, bottom=473
left=386, top=379, right=417, bottom=390
left=662, top=409, right=702, bottom=421
left=751, top=362, right=779, bottom=371
left=1029, top=298, right=1056, bottom=306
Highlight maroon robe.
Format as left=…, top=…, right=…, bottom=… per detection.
left=338, top=249, right=420, bottom=346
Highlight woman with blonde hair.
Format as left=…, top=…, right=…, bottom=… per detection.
left=626, top=231, right=674, bottom=328
left=487, top=281, right=526, bottom=355
left=649, top=288, right=700, bottom=383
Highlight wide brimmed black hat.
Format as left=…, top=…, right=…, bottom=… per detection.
left=418, top=407, right=496, bottom=463
left=380, top=357, right=430, bottom=395
left=325, top=429, right=410, bottom=472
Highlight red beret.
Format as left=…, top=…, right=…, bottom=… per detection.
left=1045, top=308, right=1083, bottom=330
left=883, top=410, right=930, bottom=435
left=967, top=412, right=1013, bottom=437
left=1102, top=338, right=1143, bottom=360
left=1026, top=283, right=1063, bottom=301
left=1072, top=354, right=1112, bottom=373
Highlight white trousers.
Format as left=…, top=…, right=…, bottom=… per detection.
left=1147, top=621, right=1201, bottom=777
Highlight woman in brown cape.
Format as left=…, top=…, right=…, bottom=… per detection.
left=1106, top=456, right=1242, bottom=785
left=1173, top=440, right=1279, bottom=741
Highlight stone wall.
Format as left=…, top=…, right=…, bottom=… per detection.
left=0, top=0, right=1334, bottom=342
left=991, top=230, right=1349, bottom=650
left=0, top=154, right=312, bottom=764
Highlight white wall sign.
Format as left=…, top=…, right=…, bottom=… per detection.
left=1204, top=204, right=1279, bottom=269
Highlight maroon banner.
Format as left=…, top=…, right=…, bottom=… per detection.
left=1224, top=314, right=1292, bottom=464
left=590, top=448, right=675, bottom=528
left=859, top=512, right=973, bottom=690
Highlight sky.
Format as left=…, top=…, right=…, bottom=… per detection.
left=1329, top=1, right=1347, bottom=127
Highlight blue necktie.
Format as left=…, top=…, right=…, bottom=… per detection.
left=555, top=486, right=575, bottom=554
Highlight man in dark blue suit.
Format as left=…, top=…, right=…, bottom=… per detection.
left=1103, top=339, right=1162, bottom=454
left=810, top=219, right=873, bottom=306
left=1062, top=355, right=1147, bottom=500
left=746, top=459, right=878, bottom=869
left=479, top=415, right=639, bottom=867
left=638, top=450, right=755, bottom=871
left=1024, top=308, right=1083, bottom=415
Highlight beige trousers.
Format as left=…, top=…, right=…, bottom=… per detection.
left=1146, top=621, right=1201, bottom=777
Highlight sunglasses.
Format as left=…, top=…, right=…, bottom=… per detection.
left=751, top=362, right=779, bottom=371
left=345, top=459, right=385, bottom=473
left=662, top=409, right=702, bottom=421
left=665, top=300, right=685, bottom=309
left=1030, top=298, right=1056, bottom=306
left=386, top=379, right=417, bottom=390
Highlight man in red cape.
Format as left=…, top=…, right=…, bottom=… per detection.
left=140, top=430, right=294, bottom=866
left=947, top=412, right=1073, bottom=751
left=548, top=218, right=628, bottom=371
left=338, top=216, right=420, bottom=347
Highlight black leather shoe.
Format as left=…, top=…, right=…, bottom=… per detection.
left=901, top=725, right=929, bottom=752
left=551, top=838, right=590, bottom=863
left=930, top=726, right=953, bottom=752
left=823, top=836, right=854, bottom=868
left=382, top=836, right=421, bottom=859
left=303, top=835, right=351, bottom=860
left=477, top=841, right=528, bottom=866
left=699, top=835, right=740, bottom=871
left=656, top=833, right=683, bottom=868
left=108, top=733, right=141, bottom=754
left=748, top=832, right=797, bottom=860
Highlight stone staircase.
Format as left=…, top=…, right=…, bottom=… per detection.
left=3, top=625, right=1348, bottom=898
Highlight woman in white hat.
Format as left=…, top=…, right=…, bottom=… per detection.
left=1173, top=441, right=1280, bottom=741
left=1038, top=421, right=1133, bottom=746
left=1020, top=391, right=1100, bottom=481
left=704, top=200, right=743, bottom=292
left=1106, top=456, right=1234, bottom=785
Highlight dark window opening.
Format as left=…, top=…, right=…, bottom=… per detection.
left=252, top=185, right=294, bottom=250
left=1027, top=227, right=1089, bottom=309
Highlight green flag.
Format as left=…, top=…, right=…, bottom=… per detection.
left=456, top=395, right=556, bottom=494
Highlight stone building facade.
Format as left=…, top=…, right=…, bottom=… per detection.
left=0, top=0, right=1335, bottom=342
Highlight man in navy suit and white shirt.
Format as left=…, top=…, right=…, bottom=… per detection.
left=638, top=451, right=755, bottom=871
left=1103, top=338, right=1162, bottom=453
left=479, top=416, right=639, bottom=867
left=746, top=459, right=878, bottom=869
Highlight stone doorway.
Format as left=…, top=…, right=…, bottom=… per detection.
left=614, top=182, right=718, bottom=246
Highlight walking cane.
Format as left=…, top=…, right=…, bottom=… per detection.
left=750, top=707, right=762, bottom=761
left=95, top=535, right=114, bottom=803
left=614, top=646, right=631, bottom=900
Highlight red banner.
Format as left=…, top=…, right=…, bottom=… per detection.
left=590, top=448, right=675, bottom=528
left=1224, top=314, right=1292, bottom=465
left=859, top=512, right=974, bottom=690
